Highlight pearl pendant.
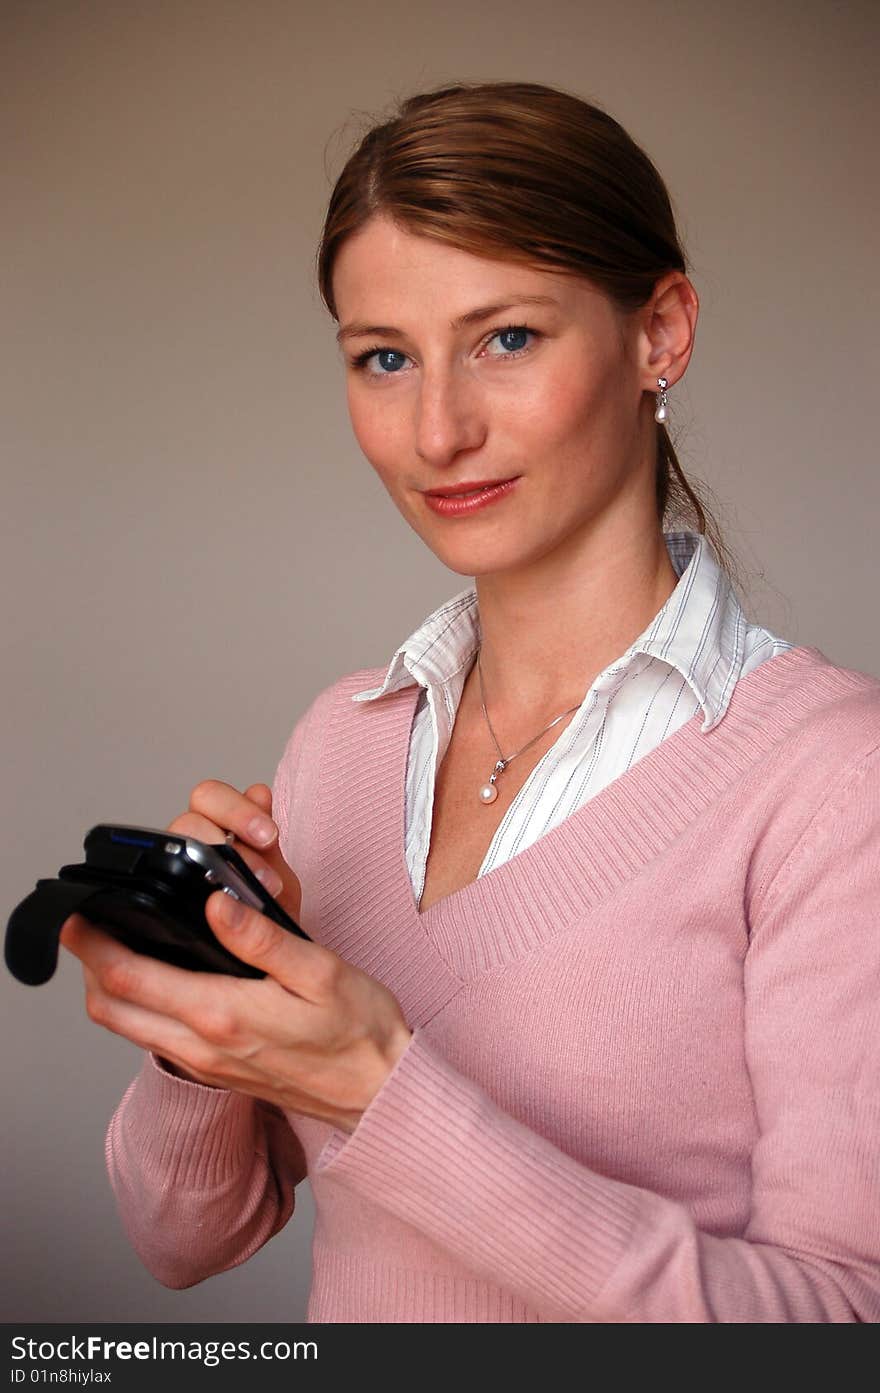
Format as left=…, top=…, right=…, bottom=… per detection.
left=479, top=760, right=505, bottom=804
left=654, top=402, right=668, bottom=423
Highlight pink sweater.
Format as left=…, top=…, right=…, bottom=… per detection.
left=106, top=644, right=880, bottom=1321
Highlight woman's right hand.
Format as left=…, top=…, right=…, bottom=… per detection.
left=158, top=779, right=304, bottom=1083
left=167, top=779, right=302, bottom=923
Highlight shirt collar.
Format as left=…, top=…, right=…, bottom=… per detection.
left=351, top=530, right=746, bottom=734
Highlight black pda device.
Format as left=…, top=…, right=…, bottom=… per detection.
left=5, top=824, right=310, bottom=986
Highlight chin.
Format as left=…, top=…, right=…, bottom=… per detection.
left=432, top=544, right=532, bottom=580
left=399, top=503, right=534, bottom=578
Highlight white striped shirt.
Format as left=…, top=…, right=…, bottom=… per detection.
left=352, top=531, right=794, bottom=907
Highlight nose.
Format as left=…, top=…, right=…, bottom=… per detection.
left=413, top=363, right=486, bottom=467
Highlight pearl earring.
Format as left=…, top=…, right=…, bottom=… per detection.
left=654, top=376, right=669, bottom=424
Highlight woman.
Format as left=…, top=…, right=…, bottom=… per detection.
left=61, top=81, right=880, bottom=1322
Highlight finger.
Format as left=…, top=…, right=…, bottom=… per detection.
left=165, top=812, right=283, bottom=895
left=235, top=835, right=301, bottom=914
left=82, top=980, right=202, bottom=1060
left=206, top=785, right=300, bottom=913
left=81, top=968, right=220, bottom=1081
left=60, top=917, right=221, bottom=1059
left=244, top=783, right=273, bottom=814
left=230, top=787, right=289, bottom=900
left=60, top=912, right=163, bottom=983
left=167, top=811, right=231, bottom=844
left=59, top=913, right=122, bottom=963
left=62, top=912, right=239, bottom=1041
left=263, top=853, right=302, bottom=918
left=205, top=890, right=330, bottom=1000
left=188, top=779, right=278, bottom=851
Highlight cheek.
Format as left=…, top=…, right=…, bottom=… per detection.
left=346, top=386, right=408, bottom=480
left=507, top=362, right=606, bottom=447
left=541, top=348, right=636, bottom=448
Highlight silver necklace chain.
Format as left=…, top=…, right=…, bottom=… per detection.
left=475, top=649, right=582, bottom=804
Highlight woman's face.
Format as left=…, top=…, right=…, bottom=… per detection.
left=332, top=214, right=656, bottom=579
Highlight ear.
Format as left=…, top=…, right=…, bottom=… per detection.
left=636, top=271, right=699, bottom=391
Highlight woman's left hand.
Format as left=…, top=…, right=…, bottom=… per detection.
left=59, top=894, right=413, bottom=1134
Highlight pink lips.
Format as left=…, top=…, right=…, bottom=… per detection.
left=423, top=477, right=520, bottom=516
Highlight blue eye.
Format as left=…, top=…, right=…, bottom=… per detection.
left=349, top=324, right=539, bottom=376
left=376, top=349, right=407, bottom=373
left=486, top=326, right=533, bottom=356
left=350, top=347, right=409, bottom=375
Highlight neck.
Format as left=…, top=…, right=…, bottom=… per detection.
left=470, top=522, right=680, bottom=723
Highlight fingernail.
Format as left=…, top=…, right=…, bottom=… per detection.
left=247, top=815, right=277, bottom=847
left=255, top=866, right=283, bottom=896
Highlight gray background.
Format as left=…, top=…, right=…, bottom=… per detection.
left=2, top=0, right=877, bottom=1322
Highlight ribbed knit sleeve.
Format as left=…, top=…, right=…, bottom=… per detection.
left=102, top=696, right=323, bottom=1289
left=106, top=1052, right=307, bottom=1288
left=314, top=747, right=880, bottom=1322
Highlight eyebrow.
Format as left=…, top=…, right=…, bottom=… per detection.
left=335, top=295, right=561, bottom=345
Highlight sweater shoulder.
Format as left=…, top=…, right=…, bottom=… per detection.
left=327, top=665, right=394, bottom=701
left=732, top=650, right=880, bottom=912
left=742, top=646, right=880, bottom=765
left=274, top=665, right=393, bottom=782
left=282, top=664, right=395, bottom=732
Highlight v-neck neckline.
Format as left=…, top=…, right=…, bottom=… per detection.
left=309, top=644, right=839, bottom=1017
left=400, top=644, right=826, bottom=974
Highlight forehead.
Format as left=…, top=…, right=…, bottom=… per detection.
left=332, top=214, right=578, bottom=319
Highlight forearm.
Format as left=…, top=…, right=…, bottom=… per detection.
left=315, top=1031, right=875, bottom=1322
left=106, top=1052, right=306, bottom=1288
